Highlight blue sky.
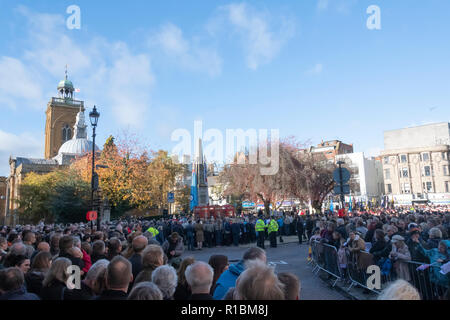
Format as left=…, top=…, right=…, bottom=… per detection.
left=0, top=0, right=450, bottom=175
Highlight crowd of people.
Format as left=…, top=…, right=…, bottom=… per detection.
left=308, top=205, right=450, bottom=300
left=0, top=204, right=449, bottom=300
left=0, top=215, right=302, bottom=300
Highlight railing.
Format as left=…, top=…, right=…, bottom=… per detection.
left=310, top=241, right=450, bottom=300
left=51, top=97, right=84, bottom=107
left=310, top=240, right=342, bottom=287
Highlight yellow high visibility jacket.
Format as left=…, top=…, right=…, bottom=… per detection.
left=268, top=219, right=279, bottom=234
left=255, top=219, right=266, bottom=232
left=147, top=227, right=159, bottom=237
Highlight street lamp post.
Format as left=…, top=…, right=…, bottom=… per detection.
left=89, top=105, right=100, bottom=230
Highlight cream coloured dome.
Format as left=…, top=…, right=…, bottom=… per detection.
left=57, top=108, right=99, bottom=156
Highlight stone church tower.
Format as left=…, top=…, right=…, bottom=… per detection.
left=44, top=69, right=84, bottom=159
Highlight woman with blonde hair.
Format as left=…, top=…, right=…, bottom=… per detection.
left=378, top=279, right=421, bottom=300
left=40, top=257, right=71, bottom=300
left=234, top=262, right=285, bottom=300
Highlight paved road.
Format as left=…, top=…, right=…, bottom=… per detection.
left=180, top=240, right=347, bottom=300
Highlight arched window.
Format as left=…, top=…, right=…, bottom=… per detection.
left=62, top=124, right=72, bottom=142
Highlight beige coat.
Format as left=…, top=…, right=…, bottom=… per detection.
left=390, top=243, right=411, bottom=281
left=195, top=223, right=204, bottom=242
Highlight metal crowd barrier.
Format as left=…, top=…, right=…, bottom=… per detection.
left=406, top=261, right=450, bottom=300
left=310, top=240, right=341, bottom=287
left=310, top=242, right=449, bottom=300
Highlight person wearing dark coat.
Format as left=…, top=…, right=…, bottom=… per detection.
left=40, top=279, right=67, bottom=300
left=95, top=256, right=132, bottom=300
left=369, top=230, right=392, bottom=265
left=406, top=229, right=429, bottom=263
left=305, top=216, right=314, bottom=240
left=25, top=269, right=46, bottom=296
left=0, top=268, right=40, bottom=300
left=128, top=235, right=148, bottom=282
left=296, top=216, right=305, bottom=245
left=58, top=236, right=84, bottom=270
left=185, top=261, right=215, bottom=301
left=189, top=293, right=214, bottom=300
left=63, top=280, right=94, bottom=300
left=231, top=220, right=241, bottom=247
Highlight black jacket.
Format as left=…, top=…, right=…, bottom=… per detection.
left=25, top=270, right=45, bottom=296
left=40, top=280, right=66, bottom=300
left=174, top=282, right=191, bottom=300
left=129, top=253, right=143, bottom=280
left=406, top=239, right=429, bottom=263
left=370, top=240, right=392, bottom=262
left=305, top=219, right=314, bottom=232
left=189, top=293, right=214, bottom=300
left=296, top=219, right=304, bottom=232
left=0, top=286, right=40, bottom=300
left=94, top=289, right=128, bottom=300
left=58, top=252, right=85, bottom=270
left=63, top=281, right=95, bottom=300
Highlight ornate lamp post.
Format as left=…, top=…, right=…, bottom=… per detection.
left=89, top=105, right=100, bottom=230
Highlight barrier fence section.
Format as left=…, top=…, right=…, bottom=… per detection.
left=310, top=240, right=342, bottom=287
left=310, top=241, right=450, bottom=300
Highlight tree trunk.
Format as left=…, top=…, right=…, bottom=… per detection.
left=312, top=199, right=322, bottom=212
left=264, top=199, right=271, bottom=217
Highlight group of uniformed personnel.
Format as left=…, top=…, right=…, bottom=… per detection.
left=255, top=215, right=279, bottom=249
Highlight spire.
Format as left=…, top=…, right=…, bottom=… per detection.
left=57, top=66, right=74, bottom=99
left=196, top=138, right=204, bottom=164
left=73, top=109, right=87, bottom=139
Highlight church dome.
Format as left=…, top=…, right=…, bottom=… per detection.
left=57, top=108, right=99, bottom=157
left=57, top=79, right=74, bottom=91
left=58, top=138, right=99, bottom=155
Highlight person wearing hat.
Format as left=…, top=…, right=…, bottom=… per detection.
left=389, top=235, right=412, bottom=281
left=162, top=232, right=184, bottom=268
left=406, top=228, right=428, bottom=263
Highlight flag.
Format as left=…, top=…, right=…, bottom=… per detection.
left=330, top=198, right=334, bottom=212
left=349, top=195, right=352, bottom=212
left=75, top=88, right=81, bottom=93
left=190, top=167, right=198, bottom=211
left=307, top=246, right=312, bottom=262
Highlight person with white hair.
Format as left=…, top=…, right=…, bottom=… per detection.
left=151, top=265, right=178, bottom=300
left=378, top=279, right=421, bottom=300
left=128, top=281, right=163, bottom=300
left=64, top=259, right=110, bottom=300
left=185, top=261, right=214, bottom=300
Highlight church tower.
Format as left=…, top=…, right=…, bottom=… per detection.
left=44, top=68, right=84, bottom=159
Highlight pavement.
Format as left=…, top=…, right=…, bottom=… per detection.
left=180, top=236, right=348, bottom=300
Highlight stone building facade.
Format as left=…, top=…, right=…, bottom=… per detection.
left=381, top=122, right=450, bottom=205
left=44, top=72, right=84, bottom=159
left=4, top=72, right=97, bottom=225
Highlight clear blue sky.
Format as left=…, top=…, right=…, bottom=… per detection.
left=1, top=0, right=450, bottom=175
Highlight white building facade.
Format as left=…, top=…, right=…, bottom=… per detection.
left=336, top=152, right=385, bottom=204
left=381, top=122, right=450, bottom=205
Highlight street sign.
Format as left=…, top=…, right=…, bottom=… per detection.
left=168, top=192, right=175, bottom=203
left=333, top=168, right=351, bottom=183
left=334, top=184, right=350, bottom=195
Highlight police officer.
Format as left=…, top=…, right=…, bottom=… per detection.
left=255, top=215, right=267, bottom=249
left=268, top=216, right=279, bottom=248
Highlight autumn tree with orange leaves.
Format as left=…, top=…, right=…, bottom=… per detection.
left=71, top=133, right=184, bottom=215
